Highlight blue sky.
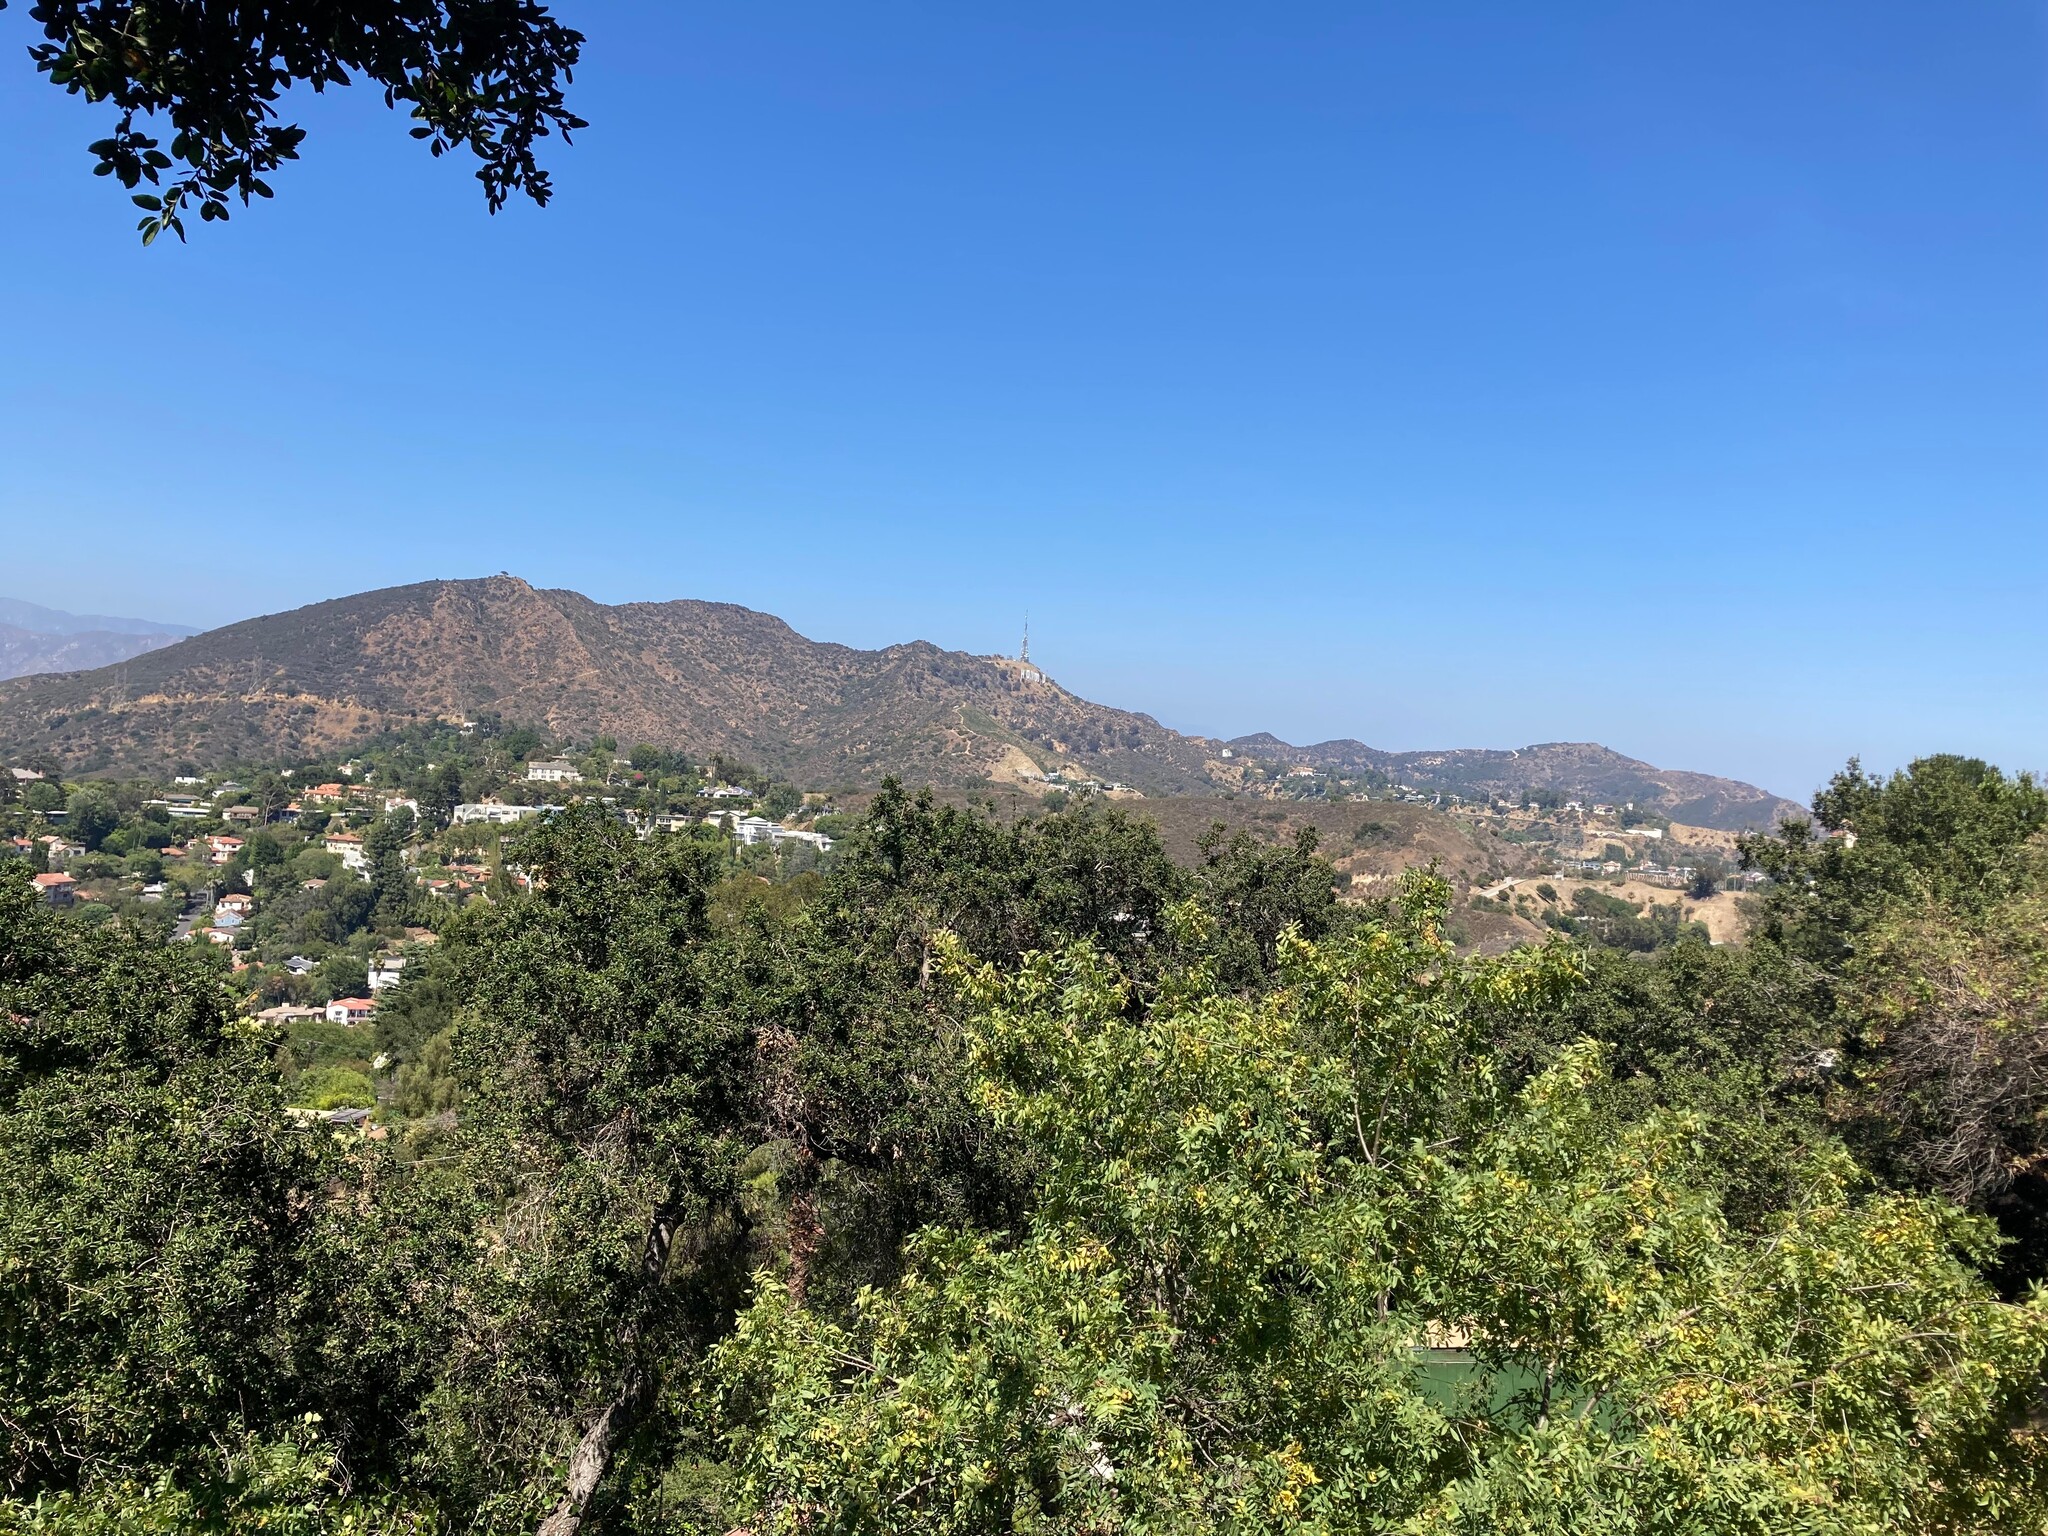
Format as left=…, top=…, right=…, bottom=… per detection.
left=2, top=2, right=2043, bottom=801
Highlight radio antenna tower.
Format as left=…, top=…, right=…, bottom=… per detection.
left=1020, top=613, right=1030, bottom=665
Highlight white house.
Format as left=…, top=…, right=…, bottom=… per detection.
left=368, top=956, right=408, bottom=993
left=526, top=759, right=583, bottom=784
left=452, top=801, right=539, bottom=826
left=326, top=997, right=376, bottom=1025
left=715, top=816, right=835, bottom=854
left=730, top=815, right=778, bottom=846
left=147, top=795, right=212, bottom=820
left=324, top=832, right=368, bottom=872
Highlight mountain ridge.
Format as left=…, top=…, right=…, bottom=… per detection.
left=0, top=625, right=185, bottom=681
left=0, top=576, right=1221, bottom=793
left=0, top=575, right=1798, bottom=827
left=0, top=596, right=197, bottom=639
left=0, top=596, right=199, bottom=683
left=1224, top=733, right=1804, bottom=830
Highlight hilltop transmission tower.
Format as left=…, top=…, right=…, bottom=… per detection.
left=1020, top=613, right=1030, bottom=665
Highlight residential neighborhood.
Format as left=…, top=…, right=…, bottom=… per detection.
left=1, top=727, right=845, bottom=1026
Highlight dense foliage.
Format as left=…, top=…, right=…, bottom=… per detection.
left=1, top=761, right=2045, bottom=1532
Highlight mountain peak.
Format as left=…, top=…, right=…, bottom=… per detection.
left=0, top=580, right=1217, bottom=794
left=0, top=578, right=1801, bottom=828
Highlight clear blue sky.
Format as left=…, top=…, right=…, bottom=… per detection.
left=3, top=2, right=2043, bottom=802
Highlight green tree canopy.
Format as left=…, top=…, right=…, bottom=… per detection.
left=713, top=887, right=2048, bottom=1535
left=62, top=784, right=119, bottom=850
left=0, top=867, right=336, bottom=1489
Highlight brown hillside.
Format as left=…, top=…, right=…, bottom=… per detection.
left=0, top=577, right=1219, bottom=791
left=0, top=576, right=1805, bottom=829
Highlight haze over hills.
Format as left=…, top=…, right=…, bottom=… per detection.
left=0, top=596, right=197, bottom=638
left=0, top=576, right=1798, bottom=827
left=0, top=596, right=196, bottom=682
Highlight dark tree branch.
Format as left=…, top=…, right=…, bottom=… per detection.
left=8, top=0, right=585, bottom=242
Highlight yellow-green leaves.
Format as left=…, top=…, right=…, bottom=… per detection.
left=712, top=887, right=2048, bottom=1535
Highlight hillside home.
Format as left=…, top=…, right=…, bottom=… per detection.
left=218, top=893, right=254, bottom=916
left=730, top=815, right=777, bottom=846
left=10, top=766, right=44, bottom=782
left=324, top=832, right=367, bottom=871
left=368, top=955, right=407, bottom=992
left=255, top=1004, right=324, bottom=1025
left=222, top=805, right=262, bottom=824
left=326, top=997, right=376, bottom=1025
left=699, top=784, right=750, bottom=799
left=146, top=795, right=211, bottom=819
left=43, top=839, right=86, bottom=868
left=712, top=815, right=835, bottom=854
left=453, top=801, right=538, bottom=826
left=284, top=955, right=317, bottom=976
left=31, top=872, right=75, bottom=906
left=202, top=927, right=236, bottom=946
left=207, top=835, right=244, bottom=864
left=526, top=759, right=583, bottom=783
